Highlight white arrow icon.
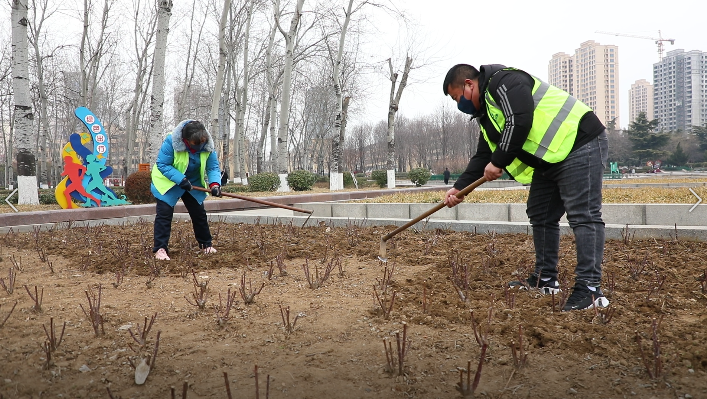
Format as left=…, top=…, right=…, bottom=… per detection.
left=689, top=188, right=702, bottom=213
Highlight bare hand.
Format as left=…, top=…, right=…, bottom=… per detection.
left=484, top=163, right=503, bottom=182
left=444, top=188, right=464, bottom=207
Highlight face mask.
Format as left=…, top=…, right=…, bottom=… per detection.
left=458, top=93, right=477, bottom=116
left=186, top=139, right=206, bottom=152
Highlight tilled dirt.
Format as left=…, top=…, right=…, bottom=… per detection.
left=0, top=220, right=706, bottom=399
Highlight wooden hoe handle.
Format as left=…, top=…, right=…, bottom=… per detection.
left=381, top=176, right=488, bottom=243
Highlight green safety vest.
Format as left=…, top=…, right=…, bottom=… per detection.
left=151, top=137, right=209, bottom=195
left=480, top=68, right=592, bottom=183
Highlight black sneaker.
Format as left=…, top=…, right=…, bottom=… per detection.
left=562, top=284, right=610, bottom=311
left=508, top=274, right=560, bottom=295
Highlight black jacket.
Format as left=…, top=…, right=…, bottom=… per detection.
left=454, top=64, right=605, bottom=190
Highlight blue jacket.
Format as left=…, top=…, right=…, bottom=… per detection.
left=150, top=120, right=221, bottom=207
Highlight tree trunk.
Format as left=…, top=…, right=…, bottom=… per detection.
left=147, top=0, right=172, bottom=164
left=275, top=0, right=305, bottom=177
left=12, top=0, right=39, bottom=204
left=269, top=101, right=278, bottom=172
left=236, top=0, right=254, bottom=182
left=329, top=0, right=354, bottom=180
left=386, top=56, right=412, bottom=172
left=210, top=0, right=231, bottom=162
left=257, top=22, right=277, bottom=174
left=231, top=89, right=241, bottom=182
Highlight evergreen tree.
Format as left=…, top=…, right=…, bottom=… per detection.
left=667, top=142, right=689, bottom=166
left=692, top=124, right=707, bottom=153
left=627, top=112, right=669, bottom=163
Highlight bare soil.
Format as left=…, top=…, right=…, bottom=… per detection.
left=0, top=220, right=706, bottom=399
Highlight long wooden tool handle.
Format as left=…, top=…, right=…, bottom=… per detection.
left=381, top=176, right=487, bottom=242
left=192, top=186, right=313, bottom=214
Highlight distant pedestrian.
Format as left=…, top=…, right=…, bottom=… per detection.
left=443, top=167, right=451, bottom=185
left=221, top=169, right=229, bottom=186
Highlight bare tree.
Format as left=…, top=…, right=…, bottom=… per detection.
left=234, top=0, right=255, bottom=183
left=274, top=0, right=305, bottom=183
left=79, top=0, right=115, bottom=111
left=27, top=0, right=60, bottom=188
left=174, top=0, right=208, bottom=121
left=326, top=0, right=356, bottom=189
left=12, top=0, right=39, bottom=204
left=385, top=55, right=412, bottom=187
left=210, top=0, right=232, bottom=163
left=0, top=41, right=14, bottom=187
left=124, top=0, right=157, bottom=171
left=256, top=20, right=279, bottom=173
left=146, top=0, right=173, bottom=164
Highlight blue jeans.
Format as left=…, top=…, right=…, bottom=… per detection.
left=153, top=193, right=213, bottom=253
left=526, top=131, right=608, bottom=287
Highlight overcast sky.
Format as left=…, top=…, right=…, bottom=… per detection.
left=355, top=0, right=707, bottom=130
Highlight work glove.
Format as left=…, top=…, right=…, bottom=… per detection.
left=178, top=177, right=192, bottom=191
left=210, top=183, right=222, bottom=197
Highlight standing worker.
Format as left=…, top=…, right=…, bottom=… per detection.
left=443, top=167, right=451, bottom=185
left=442, top=64, right=609, bottom=311
left=151, top=120, right=223, bottom=260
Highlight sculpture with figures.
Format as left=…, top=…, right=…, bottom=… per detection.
left=54, top=107, right=130, bottom=209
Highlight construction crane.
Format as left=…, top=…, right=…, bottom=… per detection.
left=596, top=30, right=676, bottom=61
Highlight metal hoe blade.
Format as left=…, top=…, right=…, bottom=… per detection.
left=378, top=237, right=388, bottom=262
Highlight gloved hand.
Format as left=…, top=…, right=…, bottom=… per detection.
left=210, top=184, right=222, bottom=197
left=178, top=177, right=192, bottom=191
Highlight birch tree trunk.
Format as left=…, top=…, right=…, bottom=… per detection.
left=257, top=22, right=277, bottom=174
left=268, top=101, right=277, bottom=172
left=328, top=0, right=354, bottom=190
left=274, top=0, right=305, bottom=190
left=386, top=56, right=412, bottom=188
left=210, top=0, right=231, bottom=161
left=12, top=0, right=39, bottom=204
left=231, top=86, right=241, bottom=183
left=236, top=0, right=254, bottom=183
left=147, top=0, right=172, bottom=164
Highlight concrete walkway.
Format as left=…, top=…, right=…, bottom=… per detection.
left=2, top=181, right=706, bottom=241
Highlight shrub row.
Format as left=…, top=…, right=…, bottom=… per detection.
left=0, top=167, right=434, bottom=206
left=370, top=169, right=431, bottom=187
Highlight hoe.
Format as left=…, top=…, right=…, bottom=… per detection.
left=192, top=186, right=314, bottom=227
left=378, top=176, right=487, bottom=262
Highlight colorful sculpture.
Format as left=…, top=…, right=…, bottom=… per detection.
left=54, top=107, right=130, bottom=208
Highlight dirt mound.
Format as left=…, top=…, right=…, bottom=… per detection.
left=0, top=221, right=705, bottom=398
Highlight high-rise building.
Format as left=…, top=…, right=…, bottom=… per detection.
left=548, top=52, right=574, bottom=95
left=572, top=41, right=619, bottom=128
left=653, top=49, right=706, bottom=132
left=546, top=41, right=619, bottom=128
left=628, top=79, right=654, bottom=125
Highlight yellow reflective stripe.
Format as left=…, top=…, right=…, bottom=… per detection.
left=486, top=92, right=499, bottom=108
left=532, top=81, right=550, bottom=107
left=505, top=160, right=534, bottom=184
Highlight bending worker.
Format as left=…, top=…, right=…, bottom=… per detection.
left=442, top=64, right=609, bottom=311
left=150, top=120, right=223, bottom=260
